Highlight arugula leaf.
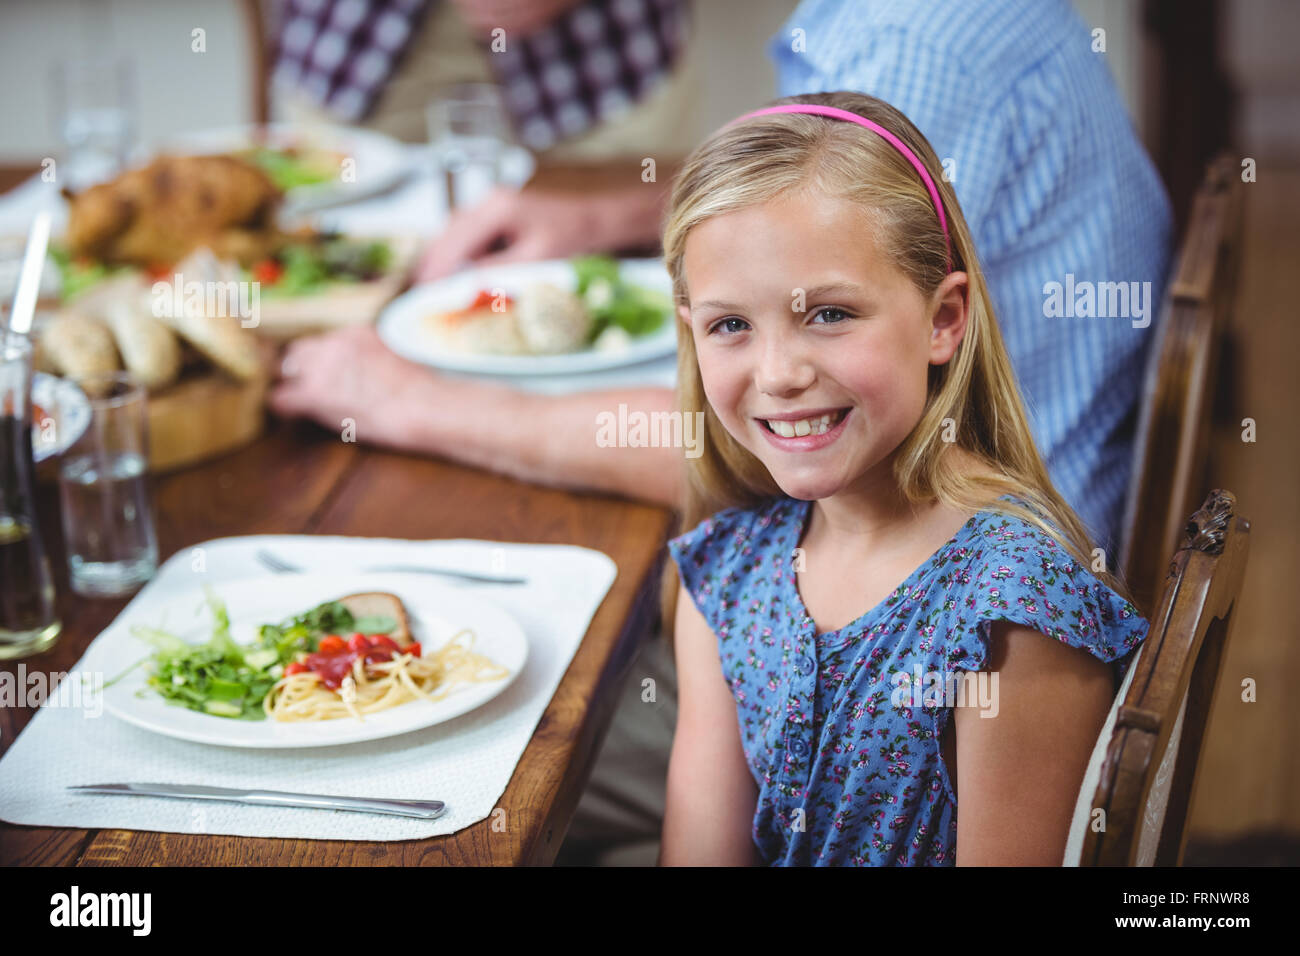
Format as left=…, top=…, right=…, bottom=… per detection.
left=131, top=588, right=285, bottom=720
left=571, top=254, right=670, bottom=341
left=241, top=147, right=335, bottom=190
left=255, top=600, right=355, bottom=664
left=49, top=244, right=124, bottom=301
left=573, top=254, right=620, bottom=295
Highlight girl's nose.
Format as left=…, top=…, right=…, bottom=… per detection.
left=754, top=329, right=815, bottom=396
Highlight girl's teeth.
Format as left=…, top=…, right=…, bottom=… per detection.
left=766, top=411, right=842, bottom=437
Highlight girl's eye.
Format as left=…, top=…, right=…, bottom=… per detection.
left=709, top=316, right=750, bottom=335
left=810, top=307, right=851, bottom=324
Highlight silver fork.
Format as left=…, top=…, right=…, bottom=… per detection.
left=255, top=548, right=527, bottom=585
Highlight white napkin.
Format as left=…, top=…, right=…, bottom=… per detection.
left=0, top=534, right=617, bottom=841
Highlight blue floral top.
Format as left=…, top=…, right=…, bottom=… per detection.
left=666, top=494, right=1149, bottom=866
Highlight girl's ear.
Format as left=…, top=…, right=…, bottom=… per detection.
left=677, top=304, right=693, bottom=328
left=928, top=271, right=969, bottom=366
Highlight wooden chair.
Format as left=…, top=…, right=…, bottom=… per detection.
left=239, top=0, right=271, bottom=125
left=1064, top=489, right=1250, bottom=866
left=1118, top=151, right=1245, bottom=617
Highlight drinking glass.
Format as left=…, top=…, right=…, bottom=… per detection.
left=0, top=333, right=61, bottom=658
left=54, top=57, right=135, bottom=191
left=57, top=372, right=158, bottom=597
left=427, top=82, right=511, bottom=211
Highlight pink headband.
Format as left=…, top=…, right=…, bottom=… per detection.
left=726, top=104, right=953, bottom=273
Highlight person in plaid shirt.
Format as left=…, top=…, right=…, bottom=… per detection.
left=266, top=0, right=695, bottom=155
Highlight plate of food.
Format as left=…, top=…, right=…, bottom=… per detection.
left=376, top=255, right=679, bottom=375
left=159, top=122, right=416, bottom=210
left=54, top=151, right=419, bottom=335
left=97, top=573, right=528, bottom=748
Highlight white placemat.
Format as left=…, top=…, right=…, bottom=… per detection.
left=0, top=534, right=617, bottom=841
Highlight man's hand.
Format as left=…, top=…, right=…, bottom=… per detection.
left=418, top=185, right=613, bottom=282
left=265, top=324, right=685, bottom=510
left=267, top=324, right=433, bottom=450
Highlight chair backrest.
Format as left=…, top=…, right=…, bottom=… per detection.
left=1119, top=152, right=1245, bottom=616
left=239, top=0, right=271, bottom=125
left=1065, top=489, right=1250, bottom=866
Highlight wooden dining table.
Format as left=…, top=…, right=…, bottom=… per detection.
left=0, top=155, right=679, bottom=865
left=0, top=412, right=675, bottom=866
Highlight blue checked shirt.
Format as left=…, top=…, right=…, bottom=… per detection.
left=768, top=0, right=1175, bottom=555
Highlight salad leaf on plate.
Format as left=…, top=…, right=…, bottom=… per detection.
left=572, top=254, right=671, bottom=341
left=125, top=591, right=364, bottom=720
left=129, top=586, right=276, bottom=720
left=49, top=245, right=127, bottom=302
left=238, top=146, right=336, bottom=190
left=255, top=599, right=356, bottom=664
left=250, top=236, right=392, bottom=298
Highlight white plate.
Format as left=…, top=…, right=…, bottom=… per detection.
left=377, top=257, right=678, bottom=376
left=31, top=372, right=90, bottom=463
left=99, top=573, right=527, bottom=749
left=160, top=123, right=415, bottom=210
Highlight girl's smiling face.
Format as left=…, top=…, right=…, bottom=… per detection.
left=680, top=186, right=968, bottom=502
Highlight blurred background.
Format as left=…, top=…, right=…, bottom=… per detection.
left=0, top=0, right=1296, bottom=865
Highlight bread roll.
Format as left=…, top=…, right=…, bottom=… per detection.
left=515, top=282, right=591, bottom=353
left=102, top=300, right=182, bottom=391
left=155, top=309, right=261, bottom=381
left=41, top=310, right=120, bottom=380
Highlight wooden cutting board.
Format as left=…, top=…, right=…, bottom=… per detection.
left=147, top=364, right=270, bottom=472
left=33, top=339, right=276, bottom=481
left=249, top=234, right=421, bottom=341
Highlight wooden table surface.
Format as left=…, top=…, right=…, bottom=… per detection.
left=0, top=416, right=675, bottom=865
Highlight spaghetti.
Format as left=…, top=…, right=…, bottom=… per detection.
left=263, top=628, right=509, bottom=722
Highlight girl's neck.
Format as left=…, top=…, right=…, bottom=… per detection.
left=805, top=489, right=939, bottom=557
left=800, top=448, right=989, bottom=559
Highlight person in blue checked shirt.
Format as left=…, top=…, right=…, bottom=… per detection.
left=267, top=0, right=1174, bottom=864
left=275, top=0, right=1173, bottom=560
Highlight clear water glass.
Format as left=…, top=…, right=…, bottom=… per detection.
left=57, top=373, right=157, bottom=597
left=55, top=57, right=135, bottom=191
left=427, top=82, right=511, bottom=211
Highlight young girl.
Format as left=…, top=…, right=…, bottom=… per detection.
left=659, top=91, right=1149, bottom=866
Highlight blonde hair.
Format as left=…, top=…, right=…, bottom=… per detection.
left=659, top=91, right=1133, bottom=638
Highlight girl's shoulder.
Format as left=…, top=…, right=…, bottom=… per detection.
left=943, top=496, right=1148, bottom=673
left=667, top=496, right=796, bottom=570
left=667, top=496, right=799, bottom=632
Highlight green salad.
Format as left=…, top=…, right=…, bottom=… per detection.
left=247, top=235, right=392, bottom=298
left=49, top=245, right=128, bottom=302
left=50, top=235, right=393, bottom=304
left=113, top=587, right=390, bottom=720
left=237, top=146, right=338, bottom=191
left=572, top=255, right=672, bottom=341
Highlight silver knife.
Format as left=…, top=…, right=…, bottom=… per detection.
left=68, top=783, right=446, bottom=819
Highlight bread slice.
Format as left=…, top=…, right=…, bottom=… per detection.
left=337, top=592, right=412, bottom=646
left=102, top=300, right=182, bottom=391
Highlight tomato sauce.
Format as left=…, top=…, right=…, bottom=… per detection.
left=285, top=633, right=422, bottom=689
